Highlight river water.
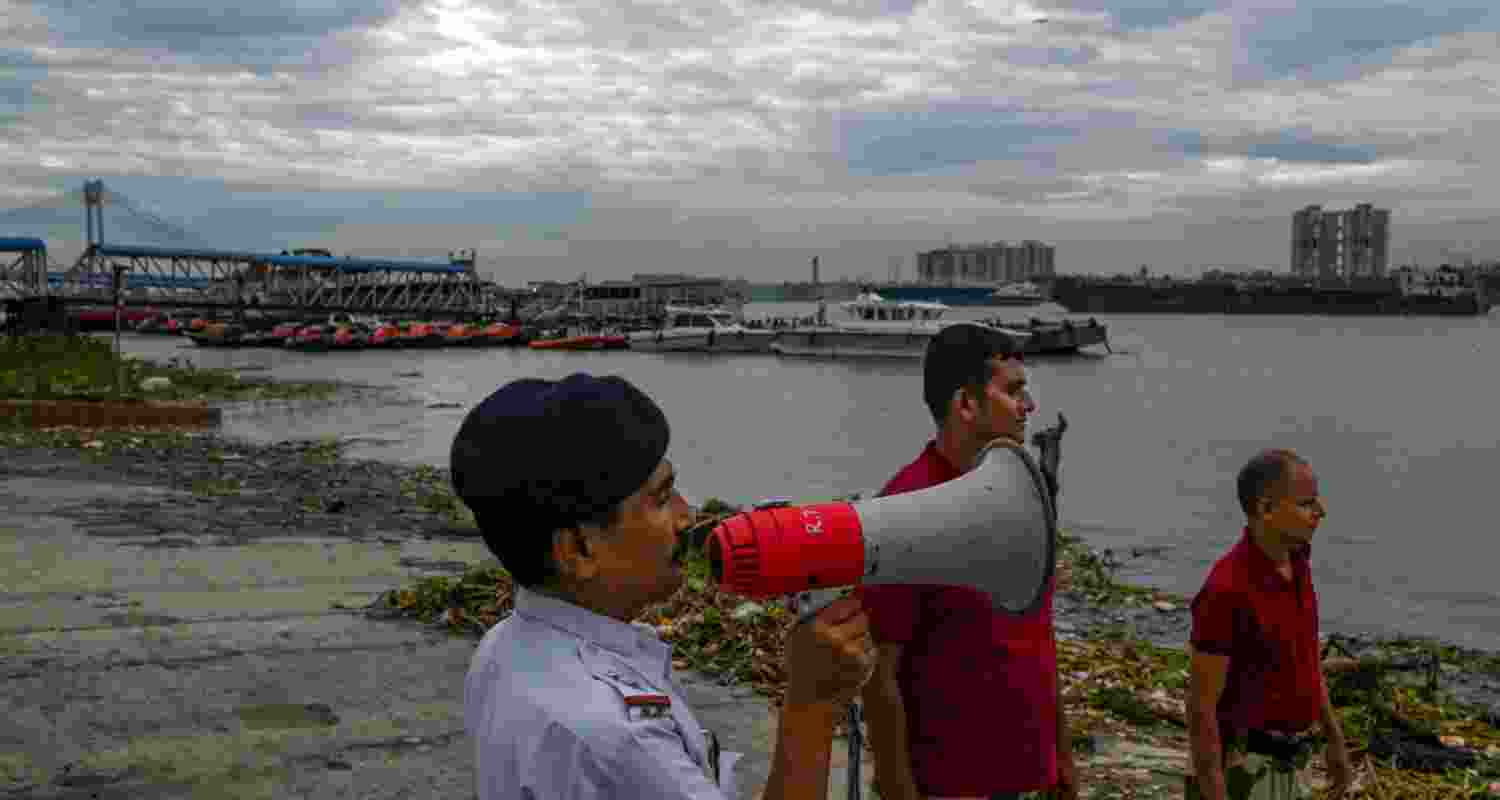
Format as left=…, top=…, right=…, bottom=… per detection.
left=113, top=303, right=1500, bottom=652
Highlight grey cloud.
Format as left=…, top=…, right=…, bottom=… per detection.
left=998, top=44, right=1101, bottom=67
left=772, top=0, right=922, bottom=20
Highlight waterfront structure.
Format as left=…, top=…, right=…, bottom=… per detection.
left=0, top=237, right=48, bottom=300
left=746, top=281, right=861, bottom=303
left=566, top=274, right=747, bottom=317
left=3, top=241, right=487, bottom=316
left=1290, top=204, right=1390, bottom=280
left=915, top=241, right=1056, bottom=285
left=2, top=180, right=494, bottom=316
left=1050, top=270, right=1489, bottom=316
left=1392, top=265, right=1475, bottom=298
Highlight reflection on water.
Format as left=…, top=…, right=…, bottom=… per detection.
left=109, top=307, right=1500, bottom=651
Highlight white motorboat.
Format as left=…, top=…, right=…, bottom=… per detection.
left=629, top=305, right=776, bottom=353
left=770, top=293, right=960, bottom=358
left=985, top=281, right=1048, bottom=306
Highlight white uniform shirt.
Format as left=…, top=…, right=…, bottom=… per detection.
left=466, top=587, right=742, bottom=799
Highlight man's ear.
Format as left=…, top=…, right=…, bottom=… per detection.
left=950, top=387, right=974, bottom=424
left=552, top=527, right=596, bottom=579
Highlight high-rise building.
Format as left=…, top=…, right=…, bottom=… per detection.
left=915, top=241, right=1055, bottom=284
left=1291, top=204, right=1390, bottom=280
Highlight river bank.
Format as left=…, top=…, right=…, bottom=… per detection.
left=5, top=423, right=1500, bottom=798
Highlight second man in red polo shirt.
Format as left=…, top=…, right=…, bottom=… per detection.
left=860, top=323, right=1078, bottom=800
left=1186, top=449, right=1352, bottom=800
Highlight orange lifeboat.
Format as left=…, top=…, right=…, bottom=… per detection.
left=443, top=323, right=478, bottom=347
left=366, top=323, right=403, bottom=348
left=528, top=329, right=630, bottom=350
left=476, top=322, right=521, bottom=347
left=399, top=322, right=444, bottom=348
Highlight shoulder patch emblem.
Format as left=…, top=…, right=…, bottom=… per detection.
left=623, top=693, right=672, bottom=721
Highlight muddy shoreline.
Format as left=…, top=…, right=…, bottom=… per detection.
left=6, top=430, right=1499, bottom=721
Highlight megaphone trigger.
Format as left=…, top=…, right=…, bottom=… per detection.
left=788, top=587, right=849, bottom=626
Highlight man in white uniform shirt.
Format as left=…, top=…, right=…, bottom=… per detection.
left=452, top=373, right=877, bottom=800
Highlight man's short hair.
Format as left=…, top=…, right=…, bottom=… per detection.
left=922, top=323, right=1027, bottom=425
left=1236, top=448, right=1308, bottom=518
left=450, top=374, right=670, bottom=587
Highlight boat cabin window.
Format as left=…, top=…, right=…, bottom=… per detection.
left=861, top=307, right=875, bottom=321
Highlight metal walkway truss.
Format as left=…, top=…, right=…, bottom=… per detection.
left=2, top=242, right=493, bottom=316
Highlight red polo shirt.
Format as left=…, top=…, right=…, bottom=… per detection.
left=1190, top=531, right=1324, bottom=738
left=858, top=442, right=1059, bottom=797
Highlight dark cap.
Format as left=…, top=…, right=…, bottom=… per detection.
left=450, top=373, right=671, bottom=566
left=922, top=323, right=1029, bottom=423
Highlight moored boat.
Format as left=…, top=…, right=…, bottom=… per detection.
left=628, top=306, right=776, bottom=353
left=262, top=322, right=302, bottom=348
left=398, top=321, right=446, bottom=348
left=328, top=325, right=364, bottom=350
left=133, top=312, right=191, bottom=335
left=365, top=322, right=404, bottom=349
left=984, top=281, right=1049, bottom=307
left=285, top=324, right=330, bottom=352
left=770, top=293, right=953, bottom=359
left=442, top=323, right=481, bottom=347
left=187, top=322, right=246, bottom=348
left=529, top=327, right=630, bottom=350
left=978, top=312, right=1110, bottom=355
left=476, top=322, right=524, bottom=346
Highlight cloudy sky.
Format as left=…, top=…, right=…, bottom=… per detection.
left=2, top=0, right=1497, bottom=283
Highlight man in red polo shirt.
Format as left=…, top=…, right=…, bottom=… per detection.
left=860, top=323, right=1077, bottom=800
left=1187, top=449, right=1352, bottom=800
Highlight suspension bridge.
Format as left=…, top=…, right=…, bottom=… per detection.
left=0, top=180, right=505, bottom=317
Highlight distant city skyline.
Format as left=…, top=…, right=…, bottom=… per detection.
left=4, top=1, right=1499, bottom=283
left=5, top=180, right=1493, bottom=287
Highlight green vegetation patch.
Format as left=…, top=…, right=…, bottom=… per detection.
left=398, top=465, right=477, bottom=530
left=0, top=423, right=199, bottom=452
left=0, top=334, right=337, bottom=403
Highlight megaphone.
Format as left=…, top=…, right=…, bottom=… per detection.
left=707, top=438, right=1056, bottom=616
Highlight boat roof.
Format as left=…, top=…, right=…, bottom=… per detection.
left=842, top=292, right=949, bottom=311
left=664, top=304, right=735, bottom=314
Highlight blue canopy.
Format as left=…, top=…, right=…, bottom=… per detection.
left=0, top=237, right=47, bottom=252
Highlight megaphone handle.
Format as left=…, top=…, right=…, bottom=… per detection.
left=788, top=587, right=846, bottom=626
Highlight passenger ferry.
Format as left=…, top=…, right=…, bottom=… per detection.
left=770, top=293, right=975, bottom=359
